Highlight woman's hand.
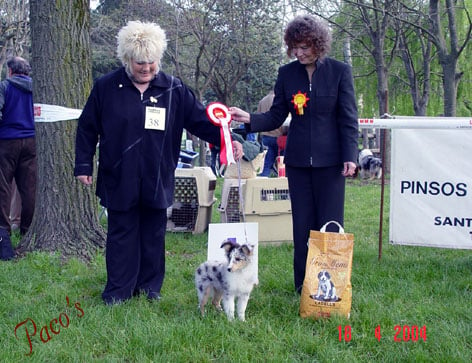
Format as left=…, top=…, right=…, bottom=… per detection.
left=232, top=141, right=244, bottom=161
left=342, top=161, right=357, bottom=177
left=77, top=175, right=93, bottom=185
left=229, top=107, right=250, bottom=123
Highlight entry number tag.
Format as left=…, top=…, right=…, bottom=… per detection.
left=145, top=107, right=166, bottom=130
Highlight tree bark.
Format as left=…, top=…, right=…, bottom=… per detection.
left=18, top=0, right=105, bottom=261
left=429, top=0, right=468, bottom=117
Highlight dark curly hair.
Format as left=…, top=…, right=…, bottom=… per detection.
left=284, top=15, right=332, bottom=60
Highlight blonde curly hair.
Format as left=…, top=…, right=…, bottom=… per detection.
left=116, top=20, right=167, bottom=67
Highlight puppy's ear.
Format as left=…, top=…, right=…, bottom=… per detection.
left=241, top=244, right=254, bottom=255
left=220, top=240, right=235, bottom=252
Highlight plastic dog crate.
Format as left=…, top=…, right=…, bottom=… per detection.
left=219, top=179, right=246, bottom=223
left=218, top=177, right=293, bottom=242
left=167, top=167, right=217, bottom=234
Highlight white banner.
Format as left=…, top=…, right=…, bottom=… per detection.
left=390, top=129, right=472, bottom=249
left=359, top=116, right=472, bottom=129
left=34, top=103, right=82, bottom=122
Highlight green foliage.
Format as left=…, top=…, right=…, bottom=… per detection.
left=317, top=0, right=471, bottom=117
left=1, top=180, right=471, bottom=362
left=1, top=0, right=471, bottom=116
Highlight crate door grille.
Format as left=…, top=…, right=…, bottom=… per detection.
left=226, top=185, right=241, bottom=222
left=260, top=188, right=290, bottom=201
left=170, top=177, right=199, bottom=231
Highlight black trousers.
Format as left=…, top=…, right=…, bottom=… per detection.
left=102, top=205, right=167, bottom=304
left=286, top=165, right=345, bottom=292
left=0, top=137, right=37, bottom=234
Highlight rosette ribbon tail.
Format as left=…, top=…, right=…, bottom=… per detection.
left=219, top=121, right=235, bottom=165
left=206, top=102, right=235, bottom=165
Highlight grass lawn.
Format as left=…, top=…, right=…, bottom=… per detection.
left=1, top=178, right=471, bottom=362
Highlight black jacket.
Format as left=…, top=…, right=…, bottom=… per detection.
left=74, top=67, right=221, bottom=210
left=248, top=58, right=358, bottom=168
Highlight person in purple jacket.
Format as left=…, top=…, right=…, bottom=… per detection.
left=230, top=15, right=358, bottom=294
left=0, top=56, right=37, bottom=260
left=74, top=21, right=242, bottom=305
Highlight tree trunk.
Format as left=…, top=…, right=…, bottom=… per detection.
left=18, top=0, right=105, bottom=261
left=429, top=0, right=467, bottom=117
left=441, top=58, right=460, bottom=117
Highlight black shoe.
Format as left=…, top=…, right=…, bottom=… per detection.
left=103, top=297, right=125, bottom=306
left=147, top=291, right=161, bottom=302
left=0, top=229, right=14, bottom=261
left=133, top=289, right=161, bottom=302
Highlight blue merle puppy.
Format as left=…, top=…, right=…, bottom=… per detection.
left=195, top=240, right=257, bottom=321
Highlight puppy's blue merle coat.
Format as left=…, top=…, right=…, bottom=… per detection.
left=195, top=240, right=257, bottom=321
left=358, top=149, right=382, bottom=180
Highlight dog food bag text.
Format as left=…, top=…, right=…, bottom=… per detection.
left=299, top=224, right=354, bottom=320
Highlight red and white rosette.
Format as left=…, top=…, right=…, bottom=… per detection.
left=206, top=102, right=235, bottom=165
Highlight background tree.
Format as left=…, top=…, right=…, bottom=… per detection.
left=292, top=0, right=470, bottom=176
left=0, top=0, right=29, bottom=73
left=393, top=5, right=433, bottom=117
left=427, top=0, right=471, bottom=116
left=91, top=0, right=284, bottom=109
left=89, top=8, right=121, bottom=80
left=302, top=0, right=398, bottom=171
left=18, top=0, right=105, bottom=261
left=165, top=0, right=284, bottom=109
left=166, top=0, right=284, bottom=162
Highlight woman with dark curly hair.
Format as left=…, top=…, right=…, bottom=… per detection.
left=230, top=15, right=358, bottom=293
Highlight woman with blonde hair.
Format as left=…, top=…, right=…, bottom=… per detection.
left=75, top=21, right=242, bottom=305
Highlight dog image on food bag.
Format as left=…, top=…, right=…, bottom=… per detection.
left=311, top=270, right=339, bottom=302
left=195, top=239, right=257, bottom=321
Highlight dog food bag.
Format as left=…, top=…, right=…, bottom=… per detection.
left=299, top=221, right=354, bottom=320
